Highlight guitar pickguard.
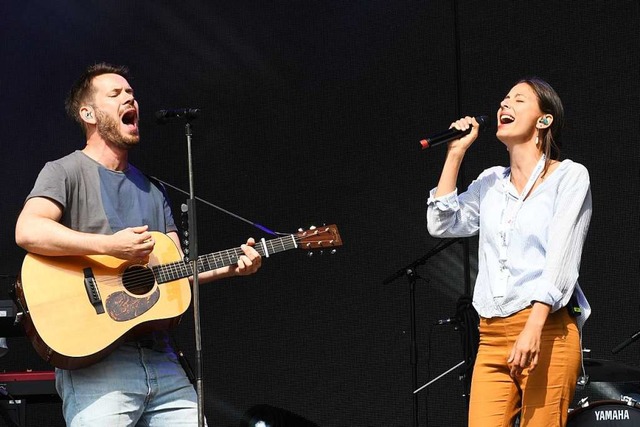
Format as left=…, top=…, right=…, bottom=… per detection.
left=105, top=289, right=160, bottom=321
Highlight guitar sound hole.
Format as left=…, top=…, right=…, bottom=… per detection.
left=122, top=266, right=155, bottom=295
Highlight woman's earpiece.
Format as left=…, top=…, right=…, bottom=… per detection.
left=539, top=117, right=549, bottom=125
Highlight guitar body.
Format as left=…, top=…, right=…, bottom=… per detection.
left=16, top=232, right=191, bottom=370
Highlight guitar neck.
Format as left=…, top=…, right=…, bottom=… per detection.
left=152, top=234, right=297, bottom=283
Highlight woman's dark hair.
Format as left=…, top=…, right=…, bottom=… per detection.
left=516, top=77, right=564, bottom=172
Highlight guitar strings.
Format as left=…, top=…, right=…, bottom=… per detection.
left=89, top=229, right=337, bottom=292
left=93, top=239, right=306, bottom=292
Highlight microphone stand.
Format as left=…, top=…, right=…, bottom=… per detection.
left=383, top=238, right=462, bottom=427
left=182, top=119, right=205, bottom=427
left=157, top=113, right=283, bottom=427
left=413, top=360, right=465, bottom=395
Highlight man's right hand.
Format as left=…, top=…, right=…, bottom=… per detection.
left=109, top=225, right=155, bottom=261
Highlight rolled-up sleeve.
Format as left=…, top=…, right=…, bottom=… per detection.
left=426, top=168, right=492, bottom=238
left=427, top=188, right=461, bottom=236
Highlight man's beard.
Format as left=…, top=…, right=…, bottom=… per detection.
left=95, top=109, right=140, bottom=149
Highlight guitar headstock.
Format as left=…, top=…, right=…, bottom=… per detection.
left=295, top=225, right=343, bottom=252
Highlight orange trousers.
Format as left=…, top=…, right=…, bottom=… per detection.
left=468, top=307, right=581, bottom=427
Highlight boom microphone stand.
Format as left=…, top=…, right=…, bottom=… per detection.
left=383, top=238, right=461, bottom=427
left=612, top=328, right=640, bottom=354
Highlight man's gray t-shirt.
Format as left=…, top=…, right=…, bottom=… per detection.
left=27, top=150, right=176, bottom=235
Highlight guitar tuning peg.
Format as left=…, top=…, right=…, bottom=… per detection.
left=309, top=225, right=317, bottom=230
left=330, top=249, right=337, bottom=255
left=307, top=251, right=314, bottom=257
left=298, top=228, right=304, bottom=232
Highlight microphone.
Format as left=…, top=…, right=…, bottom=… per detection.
left=434, top=317, right=459, bottom=325
left=155, top=108, right=200, bottom=124
left=420, top=115, right=490, bottom=149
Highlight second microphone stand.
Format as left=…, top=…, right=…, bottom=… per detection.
left=383, top=238, right=461, bottom=427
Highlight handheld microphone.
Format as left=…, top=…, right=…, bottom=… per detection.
left=420, top=115, right=490, bottom=149
left=155, top=108, right=200, bottom=124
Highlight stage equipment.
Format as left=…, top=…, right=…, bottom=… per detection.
left=0, top=370, right=59, bottom=427
left=612, top=327, right=640, bottom=354
left=383, top=238, right=462, bottom=427
left=568, top=399, right=640, bottom=426
left=156, top=108, right=207, bottom=425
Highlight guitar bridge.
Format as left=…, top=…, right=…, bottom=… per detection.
left=83, top=268, right=105, bottom=315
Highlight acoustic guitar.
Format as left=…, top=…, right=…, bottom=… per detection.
left=15, top=225, right=342, bottom=370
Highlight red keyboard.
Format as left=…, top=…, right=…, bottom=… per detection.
left=0, top=371, right=58, bottom=401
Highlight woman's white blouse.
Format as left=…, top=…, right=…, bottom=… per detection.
left=427, top=160, right=592, bottom=327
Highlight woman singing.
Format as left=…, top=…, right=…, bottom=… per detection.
left=427, top=77, right=592, bottom=427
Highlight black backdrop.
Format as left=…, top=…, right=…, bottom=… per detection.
left=1, top=1, right=639, bottom=426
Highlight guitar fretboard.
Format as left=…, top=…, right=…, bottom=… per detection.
left=152, top=234, right=298, bottom=283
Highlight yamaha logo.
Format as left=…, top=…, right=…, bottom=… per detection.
left=594, top=408, right=630, bottom=421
